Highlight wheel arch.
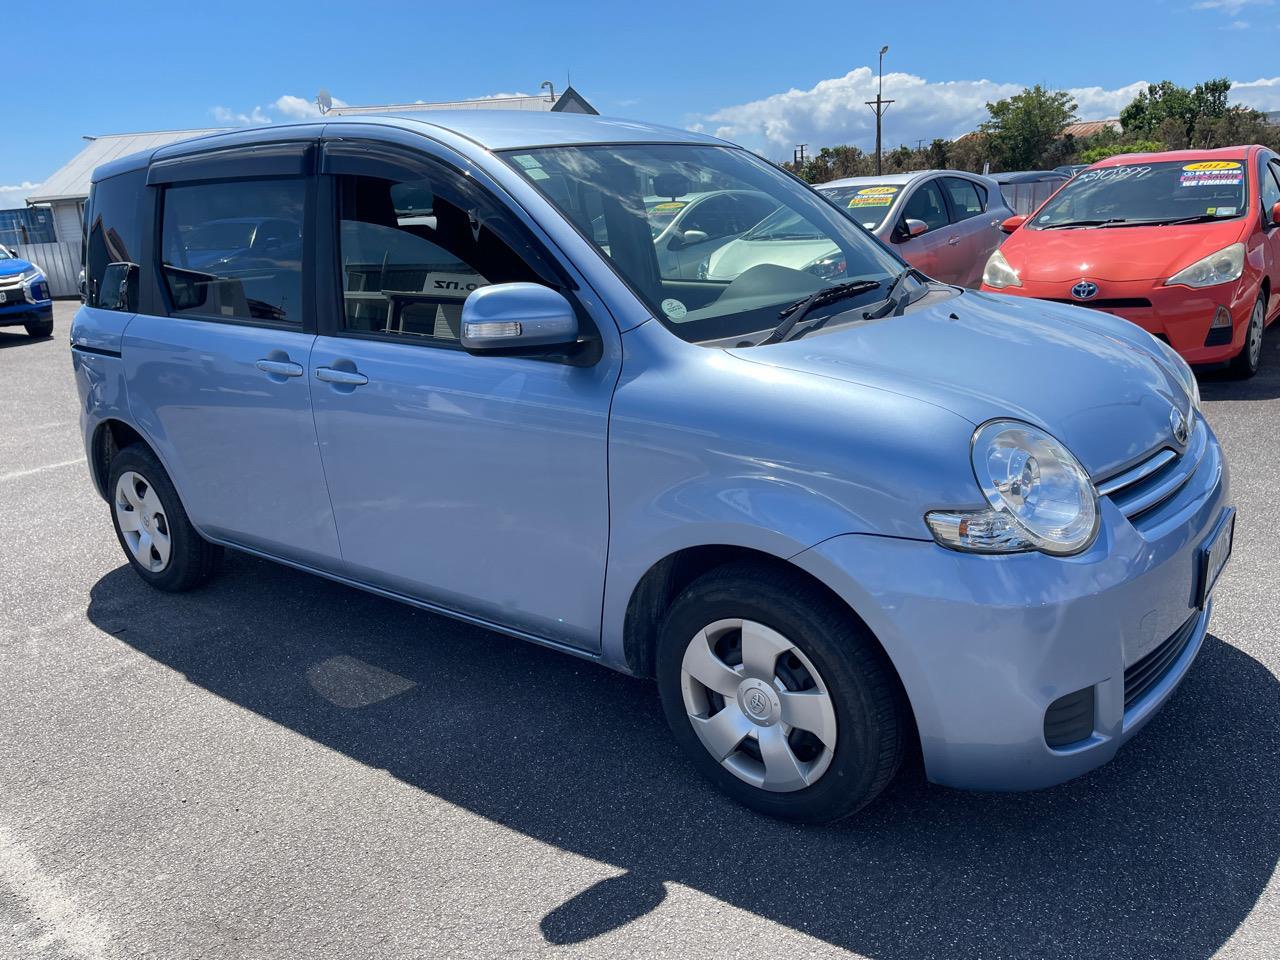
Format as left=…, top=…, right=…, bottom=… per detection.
left=89, top=418, right=151, bottom=501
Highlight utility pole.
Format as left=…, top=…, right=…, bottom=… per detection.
left=865, top=45, right=894, bottom=175
left=793, top=144, right=808, bottom=168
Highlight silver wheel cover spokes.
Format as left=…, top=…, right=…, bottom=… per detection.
left=114, top=471, right=172, bottom=573
left=680, top=618, right=837, bottom=793
left=1249, top=299, right=1264, bottom=367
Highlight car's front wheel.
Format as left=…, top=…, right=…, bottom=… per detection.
left=24, top=318, right=53, bottom=338
left=1228, top=294, right=1266, bottom=379
left=656, top=562, right=907, bottom=823
left=108, top=444, right=222, bottom=591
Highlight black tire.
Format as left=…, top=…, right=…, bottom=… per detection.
left=107, top=444, right=222, bottom=592
left=24, top=318, right=53, bottom=338
left=656, top=562, right=907, bottom=823
left=1227, top=294, right=1265, bottom=379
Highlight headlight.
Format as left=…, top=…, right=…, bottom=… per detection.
left=926, top=420, right=1099, bottom=555
left=805, top=254, right=847, bottom=281
left=982, top=249, right=1022, bottom=288
left=20, top=268, right=43, bottom=284
left=1165, top=242, right=1244, bottom=288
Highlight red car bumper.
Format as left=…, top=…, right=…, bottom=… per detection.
left=980, top=277, right=1256, bottom=365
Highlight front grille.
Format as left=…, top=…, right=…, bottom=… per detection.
left=1044, top=686, right=1096, bottom=748
left=1095, top=419, right=1206, bottom=521
left=1046, top=297, right=1153, bottom=310
left=1124, top=613, right=1198, bottom=710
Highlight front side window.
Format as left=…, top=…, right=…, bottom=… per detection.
left=502, top=144, right=901, bottom=343
left=942, top=178, right=985, bottom=221
left=160, top=179, right=305, bottom=326
left=1259, top=158, right=1280, bottom=217
left=899, top=182, right=949, bottom=233
left=1031, top=160, right=1248, bottom=229
left=337, top=173, right=542, bottom=343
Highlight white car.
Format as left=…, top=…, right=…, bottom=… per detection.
left=645, top=189, right=778, bottom=278
left=703, top=205, right=846, bottom=281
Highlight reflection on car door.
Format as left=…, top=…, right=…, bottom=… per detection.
left=307, top=141, right=618, bottom=651
left=123, top=165, right=342, bottom=568
left=894, top=179, right=951, bottom=279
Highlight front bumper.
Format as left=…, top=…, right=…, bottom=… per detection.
left=980, top=277, right=1254, bottom=365
left=0, top=290, right=53, bottom=326
left=793, top=417, right=1230, bottom=791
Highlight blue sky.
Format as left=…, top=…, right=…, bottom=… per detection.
left=6, top=0, right=1280, bottom=208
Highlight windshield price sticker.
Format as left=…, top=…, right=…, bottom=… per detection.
left=1180, top=161, right=1243, bottom=188
left=848, top=186, right=898, bottom=208
left=661, top=298, right=687, bottom=320
left=1076, top=165, right=1152, bottom=184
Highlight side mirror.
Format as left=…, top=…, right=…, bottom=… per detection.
left=1271, top=201, right=1280, bottom=228
left=678, top=229, right=709, bottom=246
left=461, top=283, right=579, bottom=354
left=898, top=218, right=929, bottom=240
left=1000, top=215, right=1028, bottom=234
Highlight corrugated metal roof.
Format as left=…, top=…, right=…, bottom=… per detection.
left=1060, top=119, right=1122, bottom=139
left=26, top=128, right=226, bottom=204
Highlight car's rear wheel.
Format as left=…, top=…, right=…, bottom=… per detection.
left=24, top=318, right=53, bottom=338
left=656, top=562, right=907, bottom=823
left=108, top=444, right=222, bottom=592
left=1228, top=294, right=1265, bottom=379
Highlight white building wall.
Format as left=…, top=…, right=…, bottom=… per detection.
left=50, top=201, right=83, bottom=244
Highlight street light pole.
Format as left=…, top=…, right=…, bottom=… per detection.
left=865, top=45, right=894, bottom=176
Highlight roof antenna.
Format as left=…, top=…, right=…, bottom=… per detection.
left=315, top=89, right=333, bottom=115
left=541, top=80, right=556, bottom=102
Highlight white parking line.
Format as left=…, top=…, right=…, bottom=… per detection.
left=0, top=823, right=118, bottom=959
left=0, top=457, right=84, bottom=483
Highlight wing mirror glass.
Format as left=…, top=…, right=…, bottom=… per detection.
left=1000, top=215, right=1028, bottom=234
left=1271, top=201, right=1280, bottom=228
left=460, top=283, right=579, bottom=354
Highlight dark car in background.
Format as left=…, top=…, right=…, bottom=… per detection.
left=0, top=243, right=54, bottom=338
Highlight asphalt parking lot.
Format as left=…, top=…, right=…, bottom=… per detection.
left=2, top=300, right=1278, bottom=960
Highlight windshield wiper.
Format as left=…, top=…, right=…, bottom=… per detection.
left=861, top=267, right=920, bottom=321
left=1039, top=218, right=1130, bottom=230
left=757, top=279, right=882, bottom=345
left=1098, top=213, right=1229, bottom=228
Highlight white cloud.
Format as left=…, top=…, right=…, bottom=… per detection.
left=1193, top=0, right=1269, bottom=11
left=0, top=181, right=41, bottom=211
left=699, top=68, right=1280, bottom=157
left=1232, top=76, right=1280, bottom=110
left=211, top=104, right=272, bottom=126
left=210, top=92, right=349, bottom=126
left=273, top=93, right=349, bottom=118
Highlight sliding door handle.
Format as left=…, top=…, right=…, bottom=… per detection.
left=255, top=359, right=304, bottom=378
left=315, top=366, right=369, bottom=386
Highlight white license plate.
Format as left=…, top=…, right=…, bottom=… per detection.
left=1196, top=508, right=1235, bottom=608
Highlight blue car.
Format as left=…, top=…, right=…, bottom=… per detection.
left=0, top=243, right=54, bottom=337
left=71, top=114, right=1232, bottom=822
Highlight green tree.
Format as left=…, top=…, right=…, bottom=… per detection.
left=1120, top=78, right=1232, bottom=142
left=980, top=85, right=1077, bottom=171
left=1078, top=139, right=1166, bottom=163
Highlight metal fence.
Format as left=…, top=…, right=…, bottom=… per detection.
left=998, top=181, right=1066, bottom=217
left=13, top=241, right=80, bottom=298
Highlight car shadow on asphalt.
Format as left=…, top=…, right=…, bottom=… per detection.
left=0, top=329, right=52, bottom=349
left=87, top=555, right=1280, bottom=959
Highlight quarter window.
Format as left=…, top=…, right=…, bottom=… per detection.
left=160, top=179, right=305, bottom=326
left=941, top=177, right=985, bottom=221
left=336, top=173, right=542, bottom=343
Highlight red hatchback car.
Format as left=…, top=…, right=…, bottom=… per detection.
left=981, top=146, right=1280, bottom=377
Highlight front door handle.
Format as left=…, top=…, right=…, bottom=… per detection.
left=256, top=359, right=304, bottom=378
left=315, top=366, right=369, bottom=386
left=947, top=235, right=961, bottom=245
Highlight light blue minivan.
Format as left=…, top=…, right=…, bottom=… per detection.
left=71, top=113, right=1233, bottom=822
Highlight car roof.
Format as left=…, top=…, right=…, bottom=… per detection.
left=818, top=171, right=944, bottom=188
left=1089, top=145, right=1258, bottom=168
left=988, top=170, right=1068, bottom=184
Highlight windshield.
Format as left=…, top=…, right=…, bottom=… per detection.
left=818, top=184, right=901, bottom=229
left=1031, top=160, right=1248, bottom=228
left=502, top=144, right=902, bottom=343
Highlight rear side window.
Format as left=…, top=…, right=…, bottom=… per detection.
left=942, top=177, right=985, bottom=221
left=160, top=179, right=305, bottom=326
left=85, top=170, right=145, bottom=312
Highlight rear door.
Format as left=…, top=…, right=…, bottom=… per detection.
left=939, top=176, right=994, bottom=287
left=892, top=179, right=951, bottom=279
left=123, top=142, right=341, bottom=569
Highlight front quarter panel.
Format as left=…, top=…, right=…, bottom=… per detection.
left=600, top=319, right=979, bottom=666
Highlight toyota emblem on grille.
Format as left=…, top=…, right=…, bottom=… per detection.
left=1071, top=280, right=1098, bottom=301
left=1170, top=406, right=1190, bottom=446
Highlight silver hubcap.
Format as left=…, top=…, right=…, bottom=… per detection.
left=680, top=618, right=837, bottom=792
left=114, top=471, right=172, bottom=573
left=1248, top=300, right=1264, bottom=367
